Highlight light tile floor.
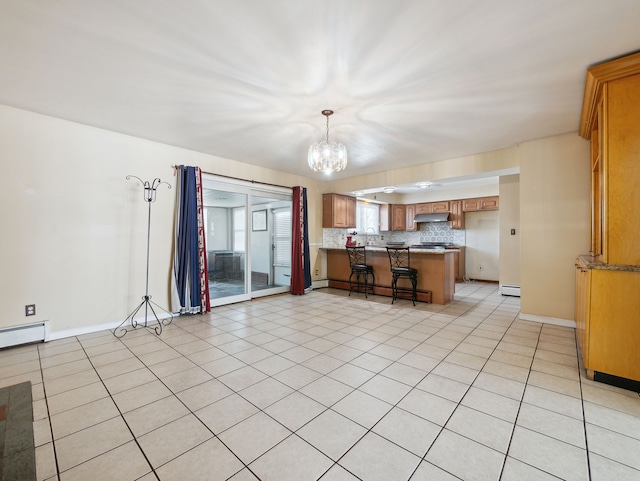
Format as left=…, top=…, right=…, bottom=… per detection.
left=2, top=283, right=640, bottom=480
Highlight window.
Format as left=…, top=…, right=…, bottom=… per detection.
left=356, top=201, right=380, bottom=234
left=273, top=208, right=291, bottom=267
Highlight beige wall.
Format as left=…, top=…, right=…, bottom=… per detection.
left=499, top=174, right=521, bottom=287
left=0, top=105, right=321, bottom=337
left=519, top=133, right=591, bottom=321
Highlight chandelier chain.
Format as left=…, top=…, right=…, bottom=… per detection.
left=326, top=114, right=330, bottom=143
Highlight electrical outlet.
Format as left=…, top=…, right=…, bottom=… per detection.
left=25, top=304, right=36, bottom=316
left=315, top=269, right=319, bottom=276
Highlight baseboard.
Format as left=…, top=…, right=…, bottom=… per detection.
left=312, top=279, right=329, bottom=289
left=500, top=284, right=521, bottom=297
left=519, top=312, right=576, bottom=328
left=49, top=311, right=175, bottom=341
left=0, top=321, right=50, bottom=349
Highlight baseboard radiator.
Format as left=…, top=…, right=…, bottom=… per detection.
left=0, top=322, right=49, bottom=349
left=500, top=284, right=521, bottom=297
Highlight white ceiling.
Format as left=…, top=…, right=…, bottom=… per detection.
left=2, top=0, right=640, bottom=184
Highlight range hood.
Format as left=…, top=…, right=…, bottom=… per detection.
left=414, top=212, right=450, bottom=223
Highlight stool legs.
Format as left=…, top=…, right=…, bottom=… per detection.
left=390, top=273, right=416, bottom=306
left=349, top=268, right=374, bottom=298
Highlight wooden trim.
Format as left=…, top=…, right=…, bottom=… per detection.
left=579, top=51, right=640, bottom=139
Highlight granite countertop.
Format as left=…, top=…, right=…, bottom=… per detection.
left=576, top=255, right=640, bottom=272
left=322, top=246, right=460, bottom=254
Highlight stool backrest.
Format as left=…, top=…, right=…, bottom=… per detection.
left=386, top=247, right=411, bottom=269
left=346, top=246, right=367, bottom=267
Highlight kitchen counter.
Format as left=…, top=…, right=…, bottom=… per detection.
left=323, top=246, right=457, bottom=304
left=576, top=255, right=640, bottom=272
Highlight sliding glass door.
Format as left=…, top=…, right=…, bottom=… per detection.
left=202, top=176, right=292, bottom=307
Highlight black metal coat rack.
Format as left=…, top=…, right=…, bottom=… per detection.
left=114, top=176, right=174, bottom=338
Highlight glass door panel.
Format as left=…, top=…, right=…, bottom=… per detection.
left=250, top=192, right=292, bottom=298
left=202, top=188, right=249, bottom=307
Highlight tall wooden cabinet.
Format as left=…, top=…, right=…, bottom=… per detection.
left=576, top=52, right=640, bottom=383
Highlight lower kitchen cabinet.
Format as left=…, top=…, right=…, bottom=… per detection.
left=575, top=257, right=640, bottom=382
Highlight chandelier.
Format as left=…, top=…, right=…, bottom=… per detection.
left=308, top=110, right=348, bottom=174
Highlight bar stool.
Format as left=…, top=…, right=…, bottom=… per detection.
left=346, top=246, right=375, bottom=298
left=386, top=247, right=417, bottom=306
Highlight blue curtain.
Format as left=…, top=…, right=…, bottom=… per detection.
left=171, top=166, right=210, bottom=313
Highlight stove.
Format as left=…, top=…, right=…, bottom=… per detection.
left=410, top=242, right=456, bottom=249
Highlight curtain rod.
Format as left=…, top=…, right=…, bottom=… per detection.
left=172, top=165, right=293, bottom=191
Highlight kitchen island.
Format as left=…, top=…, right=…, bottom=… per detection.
left=324, top=246, right=458, bottom=304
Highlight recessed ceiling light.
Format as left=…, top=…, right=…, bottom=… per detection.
left=353, top=191, right=364, bottom=196
left=417, top=182, right=431, bottom=189
left=382, top=187, right=395, bottom=194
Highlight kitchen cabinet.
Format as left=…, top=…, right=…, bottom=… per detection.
left=580, top=54, right=640, bottom=265
left=391, top=204, right=406, bottom=231
left=322, top=193, right=356, bottom=228
left=415, top=201, right=450, bottom=214
left=575, top=52, right=640, bottom=384
left=405, top=204, right=416, bottom=231
left=462, top=196, right=499, bottom=212
left=380, top=204, right=406, bottom=231
left=449, top=200, right=464, bottom=229
left=575, top=259, right=640, bottom=381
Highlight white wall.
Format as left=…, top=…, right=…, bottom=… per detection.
left=464, top=210, right=500, bottom=281
left=0, top=105, right=320, bottom=337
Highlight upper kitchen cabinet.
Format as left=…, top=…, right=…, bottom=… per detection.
left=462, top=196, right=499, bottom=212
left=380, top=204, right=406, bottom=231
left=415, top=201, right=450, bottom=214
left=405, top=204, right=416, bottom=231
left=580, top=52, right=640, bottom=266
left=391, top=204, right=407, bottom=231
left=322, top=193, right=356, bottom=228
left=449, top=200, right=465, bottom=229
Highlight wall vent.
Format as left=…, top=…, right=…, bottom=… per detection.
left=500, top=284, right=521, bottom=297
left=0, top=322, right=48, bottom=349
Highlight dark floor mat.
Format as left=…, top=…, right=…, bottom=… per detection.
left=0, top=381, right=35, bottom=481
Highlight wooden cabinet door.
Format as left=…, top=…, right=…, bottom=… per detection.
left=391, top=204, right=406, bottom=231
left=345, top=196, right=356, bottom=228
left=463, top=196, right=499, bottom=212
left=462, top=198, right=481, bottom=212
left=405, top=204, right=416, bottom=231
left=575, top=264, right=591, bottom=368
left=449, top=200, right=464, bottom=229
left=431, top=201, right=450, bottom=213
left=322, top=193, right=356, bottom=228
left=415, top=203, right=432, bottom=214
left=480, top=196, right=499, bottom=210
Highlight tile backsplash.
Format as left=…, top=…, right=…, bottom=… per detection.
left=322, top=223, right=466, bottom=248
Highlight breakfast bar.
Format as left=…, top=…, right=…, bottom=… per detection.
left=324, top=246, right=457, bottom=304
